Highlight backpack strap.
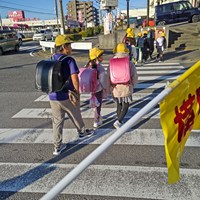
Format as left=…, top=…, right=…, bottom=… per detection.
left=58, top=55, right=68, bottom=61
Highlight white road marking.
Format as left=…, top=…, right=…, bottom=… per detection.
left=0, top=128, right=200, bottom=146
left=137, top=69, right=186, bottom=74
left=138, top=75, right=179, bottom=80
left=34, top=93, right=159, bottom=102
left=0, top=163, right=200, bottom=199
left=11, top=107, right=160, bottom=119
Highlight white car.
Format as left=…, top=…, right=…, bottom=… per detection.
left=32, top=29, right=52, bottom=41
left=52, top=28, right=59, bottom=39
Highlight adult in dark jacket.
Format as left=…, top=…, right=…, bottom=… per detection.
left=141, top=31, right=150, bottom=64
left=147, top=28, right=155, bottom=59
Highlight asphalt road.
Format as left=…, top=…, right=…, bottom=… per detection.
left=0, top=41, right=200, bottom=200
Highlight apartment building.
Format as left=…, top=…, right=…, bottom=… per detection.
left=67, top=0, right=99, bottom=27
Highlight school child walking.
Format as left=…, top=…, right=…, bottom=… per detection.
left=108, top=43, right=138, bottom=129
left=135, top=32, right=142, bottom=63
left=123, top=27, right=136, bottom=61
left=88, top=47, right=107, bottom=128
left=156, top=32, right=167, bottom=62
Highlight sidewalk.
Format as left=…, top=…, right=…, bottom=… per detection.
left=32, top=39, right=199, bottom=67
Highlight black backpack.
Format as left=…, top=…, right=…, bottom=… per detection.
left=35, top=55, right=68, bottom=94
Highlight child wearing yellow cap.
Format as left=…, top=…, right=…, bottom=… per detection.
left=156, top=31, right=167, bottom=62
left=87, top=47, right=107, bottom=128
left=123, top=28, right=136, bottom=61
left=109, top=43, right=138, bottom=129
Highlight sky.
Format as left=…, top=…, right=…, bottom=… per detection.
left=0, top=0, right=147, bottom=20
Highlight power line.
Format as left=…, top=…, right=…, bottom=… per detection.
left=1, top=0, right=54, bottom=12
left=0, top=6, right=55, bottom=16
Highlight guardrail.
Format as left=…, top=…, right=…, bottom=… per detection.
left=39, top=41, right=93, bottom=53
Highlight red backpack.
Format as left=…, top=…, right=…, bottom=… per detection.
left=109, top=56, right=130, bottom=85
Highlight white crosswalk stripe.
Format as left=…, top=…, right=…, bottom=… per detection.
left=1, top=62, right=200, bottom=199
left=1, top=128, right=200, bottom=146
left=20, top=45, right=41, bottom=52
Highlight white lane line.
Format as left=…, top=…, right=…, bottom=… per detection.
left=138, top=75, right=179, bottom=80
left=137, top=69, right=186, bottom=74
left=0, top=128, right=200, bottom=147
left=11, top=107, right=160, bottom=119
left=102, top=62, right=182, bottom=67
left=34, top=93, right=159, bottom=102
left=103, top=66, right=184, bottom=71
left=135, top=83, right=165, bottom=89
left=0, top=163, right=200, bottom=199
left=20, top=46, right=41, bottom=52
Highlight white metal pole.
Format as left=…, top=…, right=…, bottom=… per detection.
left=40, top=86, right=173, bottom=200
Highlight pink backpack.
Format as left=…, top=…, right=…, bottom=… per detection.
left=109, top=56, right=130, bottom=85
left=78, top=67, right=98, bottom=93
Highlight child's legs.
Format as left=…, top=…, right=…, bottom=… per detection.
left=118, top=102, right=129, bottom=123
left=94, top=90, right=103, bottom=122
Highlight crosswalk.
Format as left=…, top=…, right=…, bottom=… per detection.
left=1, top=62, right=200, bottom=200
left=19, top=44, right=41, bottom=53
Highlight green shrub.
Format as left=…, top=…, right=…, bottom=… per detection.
left=99, top=25, right=104, bottom=33
left=75, top=27, right=81, bottom=33
left=80, top=31, right=88, bottom=38
left=94, top=26, right=100, bottom=35
left=86, top=27, right=93, bottom=37
left=68, top=33, right=82, bottom=41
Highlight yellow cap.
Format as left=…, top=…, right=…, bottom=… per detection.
left=161, top=32, right=165, bottom=37
left=143, top=31, right=148, bottom=35
left=126, top=27, right=134, bottom=38
left=55, top=34, right=73, bottom=46
left=113, top=43, right=129, bottom=54
left=127, top=32, right=135, bottom=38
left=137, top=32, right=142, bottom=37
left=89, top=47, right=104, bottom=60
left=126, top=27, right=133, bottom=34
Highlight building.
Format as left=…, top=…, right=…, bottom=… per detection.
left=67, top=0, right=99, bottom=27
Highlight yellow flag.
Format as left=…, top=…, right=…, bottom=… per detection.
left=160, top=60, right=200, bottom=184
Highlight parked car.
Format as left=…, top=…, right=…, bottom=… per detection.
left=16, top=32, right=23, bottom=46
left=52, top=28, right=60, bottom=39
left=0, top=30, right=20, bottom=55
left=155, top=0, right=200, bottom=26
left=142, top=18, right=155, bottom=27
left=32, top=29, right=52, bottom=41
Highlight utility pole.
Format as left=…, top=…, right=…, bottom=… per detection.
left=126, top=0, right=130, bottom=28
left=84, top=2, right=87, bottom=30
left=0, top=14, right=3, bottom=30
left=54, top=0, right=60, bottom=33
left=147, top=0, right=150, bottom=27
left=58, top=0, right=65, bottom=34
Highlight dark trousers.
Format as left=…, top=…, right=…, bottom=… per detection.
left=116, top=100, right=129, bottom=123
left=93, top=90, right=103, bottom=123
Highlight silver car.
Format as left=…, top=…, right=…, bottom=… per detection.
left=0, top=30, right=20, bottom=55
left=32, top=29, right=52, bottom=41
